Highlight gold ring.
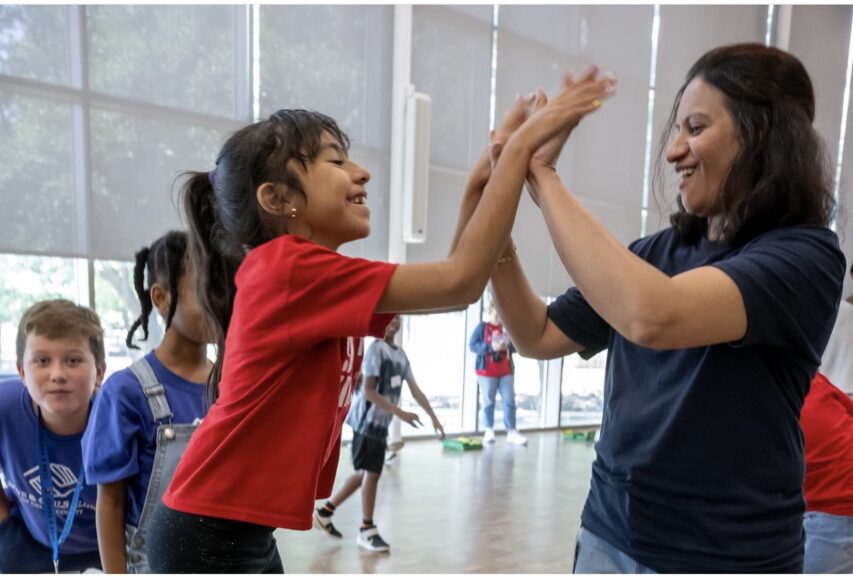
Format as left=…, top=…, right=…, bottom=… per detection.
left=592, top=99, right=602, bottom=108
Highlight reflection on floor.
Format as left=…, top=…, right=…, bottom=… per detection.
left=275, top=430, right=596, bottom=573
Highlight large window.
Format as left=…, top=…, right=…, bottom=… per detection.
left=400, top=311, right=467, bottom=436
left=560, top=350, right=606, bottom=427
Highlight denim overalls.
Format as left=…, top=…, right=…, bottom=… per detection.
left=124, top=358, right=199, bottom=573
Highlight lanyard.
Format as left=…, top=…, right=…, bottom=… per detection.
left=35, top=408, right=85, bottom=575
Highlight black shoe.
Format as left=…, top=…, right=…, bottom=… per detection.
left=313, top=509, right=343, bottom=538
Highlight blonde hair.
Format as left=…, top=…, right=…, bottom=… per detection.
left=16, top=299, right=105, bottom=366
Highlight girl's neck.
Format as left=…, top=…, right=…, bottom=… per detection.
left=155, top=330, right=211, bottom=385
left=34, top=401, right=88, bottom=436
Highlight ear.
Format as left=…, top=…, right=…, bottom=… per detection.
left=150, top=282, right=170, bottom=317
left=94, top=362, right=107, bottom=391
left=256, top=182, right=293, bottom=218
left=16, top=362, right=25, bottom=384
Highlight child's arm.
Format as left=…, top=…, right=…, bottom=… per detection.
left=376, top=69, right=614, bottom=314
left=362, top=376, right=421, bottom=428
left=406, top=378, right=445, bottom=439
left=0, top=490, right=8, bottom=522
left=96, top=481, right=128, bottom=573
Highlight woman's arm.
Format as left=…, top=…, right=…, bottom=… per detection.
left=376, top=70, right=614, bottom=314
left=490, top=239, right=585, bottom=359
left=527, top=169, right=746, bottom=350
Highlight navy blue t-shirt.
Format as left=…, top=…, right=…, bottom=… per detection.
left=548, top=225, right=845, bottom=573
left=81, top=352, right=206, bottom=527
left=0, top=379, right=98, bottom=555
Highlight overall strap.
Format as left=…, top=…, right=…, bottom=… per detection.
left=129, top=357, right=173, bottom=423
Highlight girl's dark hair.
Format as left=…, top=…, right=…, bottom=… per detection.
left=126, top=230, right=188, bottom=349
left=654, top=43, right=836, bottom=245
left=182, top=109, right=349, bottom=403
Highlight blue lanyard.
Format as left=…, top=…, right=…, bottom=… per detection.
left=35, top=408, right=85, bottom=575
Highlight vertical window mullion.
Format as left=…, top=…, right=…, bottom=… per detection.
left=68, top=5, right=94, bottom=307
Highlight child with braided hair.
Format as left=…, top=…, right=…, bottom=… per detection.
left=81, top=230, right=211, bottom=573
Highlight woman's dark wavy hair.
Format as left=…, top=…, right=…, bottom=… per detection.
left=653, top=43, right=836, bottom=245
left=126, top=230, right=188, bottom=349
left=181, top=109, right=349, bottom=404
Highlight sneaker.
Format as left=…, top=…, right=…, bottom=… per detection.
left=357, top=526, right=391, bottom=552
left=313, top=509, right=343, bottom=538
left=483, top=428, right=496, bottom=443
left=507, top=429, right=528, bottom=445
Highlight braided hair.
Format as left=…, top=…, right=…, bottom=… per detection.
left=126, top=230, right=189, bottom=349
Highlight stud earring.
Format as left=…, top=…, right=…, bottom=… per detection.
left=289, top=208, right=297, bottom=219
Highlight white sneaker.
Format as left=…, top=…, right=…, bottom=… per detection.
left=507, top=429, right=528, bottom=445
left=483, top=428, right=496, bottom=443
left=357, top=526, right=391, bottom=552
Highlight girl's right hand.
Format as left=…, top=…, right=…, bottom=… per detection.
left=510, top=67, right=616, bottom=159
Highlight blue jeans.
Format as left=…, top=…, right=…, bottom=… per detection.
left=804, top=511, right=853, bottom=573
left=573, top=526, right=657, bottom=574
left=479, top=374, right=516, bottom=429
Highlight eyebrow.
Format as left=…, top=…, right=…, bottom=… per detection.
left=322, top=142, right=347, bottom=156
left=29, top=349, right=88, bottom=356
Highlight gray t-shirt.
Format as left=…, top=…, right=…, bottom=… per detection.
left=346, top=340, right=414, bottom=440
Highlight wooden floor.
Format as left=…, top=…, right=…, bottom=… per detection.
left=275, top=430, right=596, bottom=573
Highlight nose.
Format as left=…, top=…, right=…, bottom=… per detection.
left=666, top=132, right=688, bottom=164
left=50, top=363, right=67, bottom=383
left=352, top=162, right=370, bottom=185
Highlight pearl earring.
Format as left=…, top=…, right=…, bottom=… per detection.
left=289, top=208, right=297, bottom=219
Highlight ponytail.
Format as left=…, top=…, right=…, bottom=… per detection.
left=126, top=247, right=153, bottom=349
left=181, top=171, right=243, bottom=405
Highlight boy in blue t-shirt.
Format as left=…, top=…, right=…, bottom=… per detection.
left=0, top=299, right=105, bottom=573
left=314, top=316, right=444, bottom=553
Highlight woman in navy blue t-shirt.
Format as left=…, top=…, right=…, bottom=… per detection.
left=486, top=44, right=845, bottom=572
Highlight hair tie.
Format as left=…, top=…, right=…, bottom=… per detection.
left=208, top=169, right=217, bottom=187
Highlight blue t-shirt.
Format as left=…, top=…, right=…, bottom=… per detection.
left=0, top=379, right=98, bottom=555
left=548, top=225, right=845, bottom=573
left=347, top=340, right=413, bottom=440
left=81, top=351, right=206, bottom=527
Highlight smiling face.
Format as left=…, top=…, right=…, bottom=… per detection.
left=288, top=132, right=372, bottom=250
left=666, top=77, right=740, bottom=223
left=18, top=333, right=104, bottom=435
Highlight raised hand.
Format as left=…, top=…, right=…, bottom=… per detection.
left=529, top=70, right=617, bottom=175
left=511, top=66, right=616, bottom=162
left=489, top=92, right=536, bottom=167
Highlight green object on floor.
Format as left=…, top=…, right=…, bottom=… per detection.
left=442, top=436, right=483, bottom=451
left=562, top=429, right=596, bottom=441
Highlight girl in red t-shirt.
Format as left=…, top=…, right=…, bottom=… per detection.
left=146, top=72, right=615, bottom=572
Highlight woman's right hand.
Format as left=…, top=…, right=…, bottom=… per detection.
left=510, top=67, right=616, bottom=162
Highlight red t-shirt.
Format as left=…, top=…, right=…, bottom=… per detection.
left=163, top=235, right=396, bottom=529
left=801, top=372, right=853, bottom=515
left=475, top=322, right=512, bottom=377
